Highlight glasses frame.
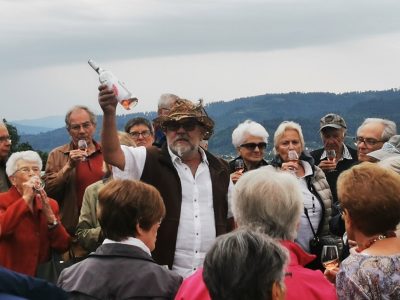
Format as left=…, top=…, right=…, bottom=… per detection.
left=163, top=119, right=199, bottom=132
left=69, top=121, right=93, bottom=132
left=0, top=135, right=11, bottom=143
left=239, top=142, right=267, bottom=151
left=129, top=130, right=152, bottom=139
left=354, top=136, right=384, bottom=147
left=14, top=166, right=41, bottom=175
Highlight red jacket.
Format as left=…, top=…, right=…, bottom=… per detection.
left=0, top=186, right=71, bottom=276
left=175, top=240, right=337, bottom=300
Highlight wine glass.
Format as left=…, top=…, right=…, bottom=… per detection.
left=78, top=139, right=88, bottom=161
left=235, top=159, right=245, bottom=172
left=287, top=150, right=299, bottom=174
left=321, top=245, right=339, bottom=270
left=31, top=175, right=45, bottom=192
left=326, top=149, right=336, bottom=172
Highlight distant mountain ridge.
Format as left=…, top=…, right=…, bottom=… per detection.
left=19, top=89, right=400, bottom=155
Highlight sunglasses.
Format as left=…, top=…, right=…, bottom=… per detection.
left=240, top=142, right=267, bottom=150
left=163, top=119, right=199, bottom=132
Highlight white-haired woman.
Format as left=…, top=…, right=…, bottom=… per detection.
left=229, top=120, right=269, bottom=183
left=0, top=151, right=70, bottom=276
left=270, top=121, right=333, bottom=270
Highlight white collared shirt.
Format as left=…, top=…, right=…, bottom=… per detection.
left=319, top=143, right=353, bottom=161
left=103, top=237, right=151, bottom=256
left=112, top=145, right=233, bottom=278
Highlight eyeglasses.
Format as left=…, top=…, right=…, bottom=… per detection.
left=129, top=130, right=151, bottom=139
left=0, top=135, right=11, bottom=143
left=163, top=119, right=198, bottom=132
left=354, top=136, right=384, bottom=147
left=240, top=142, right=267, bottom=150
left=69, top=122, right=93, bottom=131
left=14, top=166, right=41, bottom=175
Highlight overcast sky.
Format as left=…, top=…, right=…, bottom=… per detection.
left=1, top=0, right=400, bottom=121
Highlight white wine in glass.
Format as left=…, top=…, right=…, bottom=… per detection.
left=321, top=245, right=339, bottom=270
left=78, top=139, right=88, bottom=161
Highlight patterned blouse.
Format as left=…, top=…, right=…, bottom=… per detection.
left=336, top=253, right=400, bottom=300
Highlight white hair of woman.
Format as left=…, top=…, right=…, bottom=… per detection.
left=273, top=121, right=305, bottom=154
left=233, top=166, right=303, bottom=241
left=231, top=120, right=269, bottom=148
left=6, top=150, right=42, bottom=176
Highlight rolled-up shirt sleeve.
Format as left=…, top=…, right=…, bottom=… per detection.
left=111, top=145, right=147, bottom=180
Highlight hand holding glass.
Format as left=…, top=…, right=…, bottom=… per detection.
left=321, top=245, right=339, bottom=270
left=31, top=176, right=45, bottom=192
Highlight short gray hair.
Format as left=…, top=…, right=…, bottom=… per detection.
left=157, top=93, right=179, bottom=109
left=231, top=120, right=269, bottom=148
left=357, top=118, right=397, bottom=142
left=273, top=121, right=305, bottom=154
left=65, top=105, right=97, bottom=129
left=6, top=151, right=42, bottom=176
left=203, top=227, right=288, bottom=300
left=233, top=166, right=303, bottom=241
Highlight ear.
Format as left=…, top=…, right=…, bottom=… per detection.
left=135, top=223, right=144, bottom=238
left=9, top=175, right=17, bottom=186
left=272, top=281, right=285, bottom=300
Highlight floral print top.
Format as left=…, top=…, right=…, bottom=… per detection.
left=336, top=253, right=400, bottom=300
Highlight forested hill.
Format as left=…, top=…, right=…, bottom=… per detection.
left=20, top=89, right=400, bottom=156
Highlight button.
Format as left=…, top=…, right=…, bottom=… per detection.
left=195, top=215, right=198, bottom=218
left=196, top=233, right=199, bottom=236
left=195, top=251, right=198, bottom=253
left=194, top=199, right=197, bottom=202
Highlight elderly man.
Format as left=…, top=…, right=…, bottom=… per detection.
left=153, top=93, right=179, bottom=147
left=0, top=121, right=12, bottom=192
left=310, top=113, right=357, bottom=206
left=124, top=117, right=155, bottom=148
left=356, top=117, right=397, bottom=162
left=43, top=106, right=104, bottom=236
left=98, top=85, right=233, bottom=278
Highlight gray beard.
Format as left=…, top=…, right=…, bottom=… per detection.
left=171, top=143, right=195, bottom=158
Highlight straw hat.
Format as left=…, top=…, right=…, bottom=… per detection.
left=153, top=98, right=214, bottom=139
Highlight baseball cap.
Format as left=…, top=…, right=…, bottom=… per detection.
left=367, top=135, right=400, bottom=161
left=319, top=113, right=347, bottom=131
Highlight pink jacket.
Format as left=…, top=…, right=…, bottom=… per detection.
left=175, top=240, right=337, bottom=300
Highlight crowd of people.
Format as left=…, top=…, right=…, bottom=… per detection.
left=0, top=84, right=399, bottom=299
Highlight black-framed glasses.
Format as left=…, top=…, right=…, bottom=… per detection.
left=354, top=136, right=384, bottom=147
left=163, top=119, right=199, bottom=132
left=0, top=135, right=11, bottom=143
left=240, top=142, right=267, bottom=150
left=129, top=130, right=151, bottom=139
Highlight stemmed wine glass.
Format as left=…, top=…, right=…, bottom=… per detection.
left=235, top=159, right=245, bottom=172
left=31, top=175, right=45, bottom=192
left=321, top=245, right=339, bottom=270
left=326, top=149, right=336, bottom=172
left=78, top=139, right=88, bottom=161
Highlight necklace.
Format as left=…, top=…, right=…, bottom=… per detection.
left=355, top=231, right=397, bottom=253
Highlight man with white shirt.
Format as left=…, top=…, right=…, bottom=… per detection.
left=98, top=85, right=233, bottom=278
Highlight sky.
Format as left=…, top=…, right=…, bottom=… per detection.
left=1, top=0, right=400, bottom=122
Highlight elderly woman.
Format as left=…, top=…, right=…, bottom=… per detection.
left=203, top=228, right=287, bottom=300
left=175, top=168, right=336, bottom=300
left=334, top=163, right=400, bottom=299
left=270, top=121, right=333, bottom=269
left=0, top=151, right=70, bottom=276
left=229, top=120, right=269, bottom=183
left=59, top=179, right=182, bottom=299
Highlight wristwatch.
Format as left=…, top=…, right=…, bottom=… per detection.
left=48, top=219, right=59, bottom=230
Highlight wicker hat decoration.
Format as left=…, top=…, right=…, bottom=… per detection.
left=153, top=98, right=215, bottom=139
